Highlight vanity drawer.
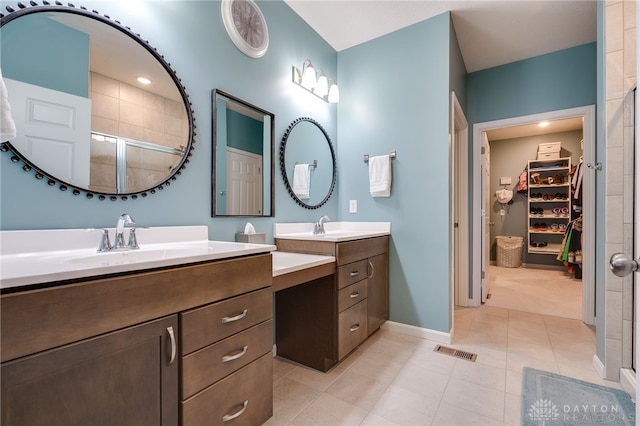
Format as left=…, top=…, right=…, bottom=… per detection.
left=336, top=260, right=368, bottom=289
left=337, top=280, right=367, bottom=313
left=181, top=352, right=273, bottom=426
left=336, top=236, right=389, bottom=266
left=181, top=288, right=272, bottom=355
left=337, top=300, right=367, bottom=359
left=181, top=319, right=272, bottom=399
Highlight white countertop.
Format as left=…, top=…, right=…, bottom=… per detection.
left=272, top=251, right=335, bottom=277
left=1, top=226, right=276, bottom=290
left=274, top=221, right=390, bottom=242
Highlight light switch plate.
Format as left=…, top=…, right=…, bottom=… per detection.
left=500, top=176, right=512, bottom=185
left=349, top=200, right=357, bottom=213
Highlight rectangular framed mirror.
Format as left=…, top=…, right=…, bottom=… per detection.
left=212, top=89, right=274, bottom=217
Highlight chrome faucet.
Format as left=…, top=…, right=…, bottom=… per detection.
left=113, top=213, right=137, bottom=250
left=313, top=215, right=331, bottom=235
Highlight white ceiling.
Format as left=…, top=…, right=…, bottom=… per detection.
left=283, top=0, right=597, bottom=72
left=486, top=117, right=583, bottom=141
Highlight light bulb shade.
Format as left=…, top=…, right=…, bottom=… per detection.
left=301, top=60, right=316, bottom=89
left=328, top=82, right=339, bottom=103
left=314, top=73, right=328, bottom=97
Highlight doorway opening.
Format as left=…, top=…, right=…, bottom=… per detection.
left=471, top=106, right=596, bottom=326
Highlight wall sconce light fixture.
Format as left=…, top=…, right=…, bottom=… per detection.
left=292, top=59, right=339, bottom=103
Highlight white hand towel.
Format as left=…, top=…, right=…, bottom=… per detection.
left=0, top=68, right=17, bottom=142
left=292, top=164, right=310, bottom=199
left=369, top=155, right=392, bottom=197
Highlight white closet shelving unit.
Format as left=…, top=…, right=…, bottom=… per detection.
left=527, top=157, right=572, bottom=254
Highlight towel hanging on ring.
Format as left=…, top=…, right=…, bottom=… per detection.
left=292, top=163, right=310, bottom=199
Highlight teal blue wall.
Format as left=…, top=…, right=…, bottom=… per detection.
left=337, top=12, right=456, bottom=333
left=449, top=16, right=467, bottom=109
left=0, top=0, right=338, bottom=240
left=227, top=110, right=263, bottom=155
left=1, top=13, right=89, bottom=97
left=467, top=43, right=597, bottom=124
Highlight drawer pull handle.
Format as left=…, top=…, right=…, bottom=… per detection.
left=350, top=292, right=360, bottom=299
left=349, top=271, right=360, bottom=277
left=368, top=261, right=375, bottom=279
left=350, top=324, right=360, bottom=332
left=222, top=345, right=249, bottom=363
left=166, top=326, right=176, bottom=365
left=222, top=309, right=248, bottom=324
left=223, top=400, right=249, bottom=422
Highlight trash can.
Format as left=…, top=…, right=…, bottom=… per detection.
left=496, top=236, right=523, bottom=268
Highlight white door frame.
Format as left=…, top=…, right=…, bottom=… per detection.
left=482, top=133, right=491, bottom=304
left=471, top=105, right=596, bottom=326
left=451, top=92, right=470, bottom=309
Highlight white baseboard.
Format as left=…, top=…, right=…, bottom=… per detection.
left=592, top=354, right=606, bottom=378
left=381, top=320, right=451, bottom=344
left=620, top=368, right=636, bottom=402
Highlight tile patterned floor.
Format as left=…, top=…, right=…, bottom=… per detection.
left=266, top=305, right=620, bottom=426
left=484, top=265, right=582, bottom=320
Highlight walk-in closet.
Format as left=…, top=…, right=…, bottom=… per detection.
left=484, top=117, right=585, bottom=320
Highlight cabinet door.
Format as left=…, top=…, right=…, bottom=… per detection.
left=1, top=316, right=179, bottom=426
left=367, top=253, right=389, bottom=334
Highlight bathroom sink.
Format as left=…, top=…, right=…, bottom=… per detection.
left=1, top=226, right=276, bottom=290
left=63, top=246, right=211, bottom=265
left=277, top=230, right=374, bottom=240
left=273, top=222, right=391, bottom=242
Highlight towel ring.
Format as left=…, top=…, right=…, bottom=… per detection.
left=364, top=151, right=396, bottom=164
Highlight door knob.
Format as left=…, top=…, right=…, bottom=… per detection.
left=609, top=252, right=639, bottom=277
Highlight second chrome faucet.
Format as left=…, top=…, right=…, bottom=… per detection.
left=313, top=215, right=331, bottom=235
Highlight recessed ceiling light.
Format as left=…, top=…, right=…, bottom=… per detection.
left=538, top=121, right=550, bottom=127
left=137, top=77, right=151, bottom=85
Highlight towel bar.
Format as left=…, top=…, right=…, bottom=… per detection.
left=363, top=151, right=396, bottom=163
left=294, top=160, right=317, bottom=168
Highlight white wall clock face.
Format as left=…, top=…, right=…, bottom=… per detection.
left=221, top=0, right=269, bottom=58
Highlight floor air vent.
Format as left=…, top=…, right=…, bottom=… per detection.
left=433, top=345, right=477, bottom=362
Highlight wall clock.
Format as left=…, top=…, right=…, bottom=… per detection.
left=221, top=0, right=269, bottom=58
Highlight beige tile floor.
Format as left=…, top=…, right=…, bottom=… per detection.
left=484, top=265, right=582, bottom=320
left=266, top=306, right=619, bottom=425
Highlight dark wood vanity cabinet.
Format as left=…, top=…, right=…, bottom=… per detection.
left=1, top=315, right=179, bottom=426
left=0, top=253, right=273, bottom=426
left=275, top=236, right=389, bottom=371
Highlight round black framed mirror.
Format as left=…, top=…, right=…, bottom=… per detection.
left=0, top=2, right=195, bottom=201
left=280, top=117, right=336, bottom=209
